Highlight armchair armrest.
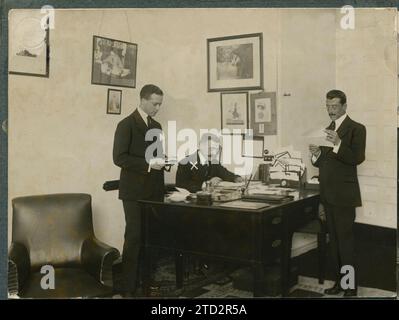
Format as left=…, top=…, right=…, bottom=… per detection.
left=8, top=242, right=30, bottom=295
left=81, top=238, right=120, bottom=287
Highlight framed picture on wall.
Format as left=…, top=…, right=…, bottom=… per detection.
left=207, top=33, right=263, bottom=92
left=9, top=12, right=50, bottom=77
left=92, top=35, right=137, bottom=88
left=241, top=134, right=264, bottom=158
left=220, top=92, right=248, bottom=134
left=249, top=91, right=277, bottom=136
left=107, top=89, right=122, bottom=115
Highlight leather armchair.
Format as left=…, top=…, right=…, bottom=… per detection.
left=8, top=193, right=120, bottom=298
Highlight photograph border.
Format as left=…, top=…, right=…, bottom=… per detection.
left=207, top=32, right=263, bottom=92
left=91, top=35, right=138, bottom=89
left=106, top=88, right=122, bottom=115
left=220, top=91, right=249, bottom=134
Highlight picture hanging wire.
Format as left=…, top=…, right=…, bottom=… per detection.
left=96, top=10, right=133, bottom=43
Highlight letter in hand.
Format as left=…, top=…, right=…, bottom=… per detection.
left=209, top=176, right=223, bottom=186
left=149, top=158, right=166, bottom=171
left=323, top=129, right=340, bottom=145
left=309, top=144, right=321, bottom=157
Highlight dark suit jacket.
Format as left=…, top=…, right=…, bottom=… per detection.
left=312, top=116, right=366, bottom=207
left=113, top=109, right=164, bottom=201
left=176, top=151, right=239, bottom=193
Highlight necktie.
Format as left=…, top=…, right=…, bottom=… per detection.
left=327, top=121, right=336, bottom=131
left=147, top=115, right=152, bottom=127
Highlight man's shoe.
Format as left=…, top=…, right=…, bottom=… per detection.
left=343, top=289, right=358, bottom=297
left=324, top=282, right=344, bottom=295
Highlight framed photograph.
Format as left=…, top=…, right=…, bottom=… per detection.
left=249, top=91, right=277, bottom=136
left=220, top=92, right=248, bottom=134
left=207, top=33, right=263, bottom=92
left=107, top=89, right=122, bottom=115
left=92, top=35, right=137, bottom=88
left=9, top=12, right=50, bottom=77
left=241, top=135, right=264, bottom=158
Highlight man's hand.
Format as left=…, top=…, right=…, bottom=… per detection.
left=209, top=177, right=222, bottom=186
left=149, top=158, right=165, bottom=171
left=234, top=176, right=244, bottom=183
left=324, top=129, right=341, bottom=146
left=309, top=144, right=321, bottom=157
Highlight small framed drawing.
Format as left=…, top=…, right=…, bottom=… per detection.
left=92, top=35, right=138, bottom=88
left=207, top=33, right=263, bottom=92
left=241, top=135, right=264, bottom=158
left=220, top=92, right=248, bottom=134
left=249, top=91, right=277, bottom=136
left=107, top=89, right=122, bottom=115
left=9, top=12, right=50, bottom=77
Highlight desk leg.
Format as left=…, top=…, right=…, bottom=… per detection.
left=252, top=262, right=264, bottom=297
left=281, top=232, right=293, bottom=297
left=142, top=246, right=152, bottom=297
left=175, top=252, right=184, bottom=289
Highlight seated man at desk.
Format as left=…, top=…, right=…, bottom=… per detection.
left=176, top=133, right=243, bottom=193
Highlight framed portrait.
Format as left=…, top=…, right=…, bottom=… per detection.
left=249, top=91, right=277, bottom=136
left=207, top=33, right=263, bottom=92
left=220, top=92, right=248, bottom=134
left=92, top=35, right=137, bottom=88
left=241, top=135, right=264, bottom=158
left=9, top=11, right=50, bottom=77
left=107, top=89, right=122, bottom=115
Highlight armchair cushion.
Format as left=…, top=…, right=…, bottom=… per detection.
left=19, top=268, right=113, bottom=298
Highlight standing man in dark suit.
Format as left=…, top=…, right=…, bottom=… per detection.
left=176, top=133, right=243, bottom=193
left=113, top=84, right=166, bottom=297
left=309, top=90, right=366, bottom=297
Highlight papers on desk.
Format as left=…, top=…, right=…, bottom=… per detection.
left=218, top=200, right=270, bottom=210
left=215, top=181, right=245, bottom=189
left=166, top=187, right=190, bottom=202
left=303, top=127, right=333, bottom=147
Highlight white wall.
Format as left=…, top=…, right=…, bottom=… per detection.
left=8, top=8, right=397, bottom=252
left=335, top=8, right=397, bottom=228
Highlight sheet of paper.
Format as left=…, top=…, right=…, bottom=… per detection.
left=302, top=128, right=333, bottom=147
left=218, top=200, right=270, bottom=210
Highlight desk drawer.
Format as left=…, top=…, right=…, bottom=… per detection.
left=263, top=211, right=283, bottom=236
left=263, top=237, right=282, bottom=262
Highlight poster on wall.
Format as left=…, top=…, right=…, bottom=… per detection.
left=92, top=35, right=138, bottom=88
left=249, top=91, right=276, bottom=136
left=207, top=33, right=263, bottom=92
left=8, top=11, right=50, bottom=77
left=220, top=91, right=248, bottom=134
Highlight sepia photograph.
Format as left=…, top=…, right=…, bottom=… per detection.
left=208, top=33, right=263, bottom=91
left=8, top=10, right=49, bottom=77
left=220, top=91, right=248, bottom=133
left=92, top=35, right=137, bottom=88
left=3, top=6, right=398, bottom=302
left=107, top=89, right=122, bottom=114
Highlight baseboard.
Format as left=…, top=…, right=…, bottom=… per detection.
left=354, top=223, right=396, bottom=247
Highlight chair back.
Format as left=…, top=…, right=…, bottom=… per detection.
left=12, top=193, right=94, bottom=270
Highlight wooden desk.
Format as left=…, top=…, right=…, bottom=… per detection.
left=138, top=189, right=320, bottom=297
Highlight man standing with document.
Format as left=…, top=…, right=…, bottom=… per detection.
left=309, top=90, right=366, bottom=297
left=113, top=84, right=166, bottom=297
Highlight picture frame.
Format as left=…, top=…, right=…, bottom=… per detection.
left=92, top=35, right=138, bottom=88
left=220, top=92, right=249, bottom=134
left=249, top=91, right=277, bottom=136
left=107, top=89, right=122, bottom=115
left=241, top=135, right=265, bottom=158
left=207, top=33, right=263, bottom=92
left=9, top=12, right=50, bottom=77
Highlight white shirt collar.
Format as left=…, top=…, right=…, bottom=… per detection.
left=334, top=113, right=347, bottom=131
left=137, top=107, right=149, bottom=126
left=198, top=150, right=208, bottom=165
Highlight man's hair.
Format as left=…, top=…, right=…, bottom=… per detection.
left=326, top=90, right=347, bottom=105
left=140, top=84, right=163, bottom=100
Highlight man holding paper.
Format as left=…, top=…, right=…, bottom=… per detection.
left=113, top=84, right=166, bottom=297
left=309, top=90, right=366, bottom=297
